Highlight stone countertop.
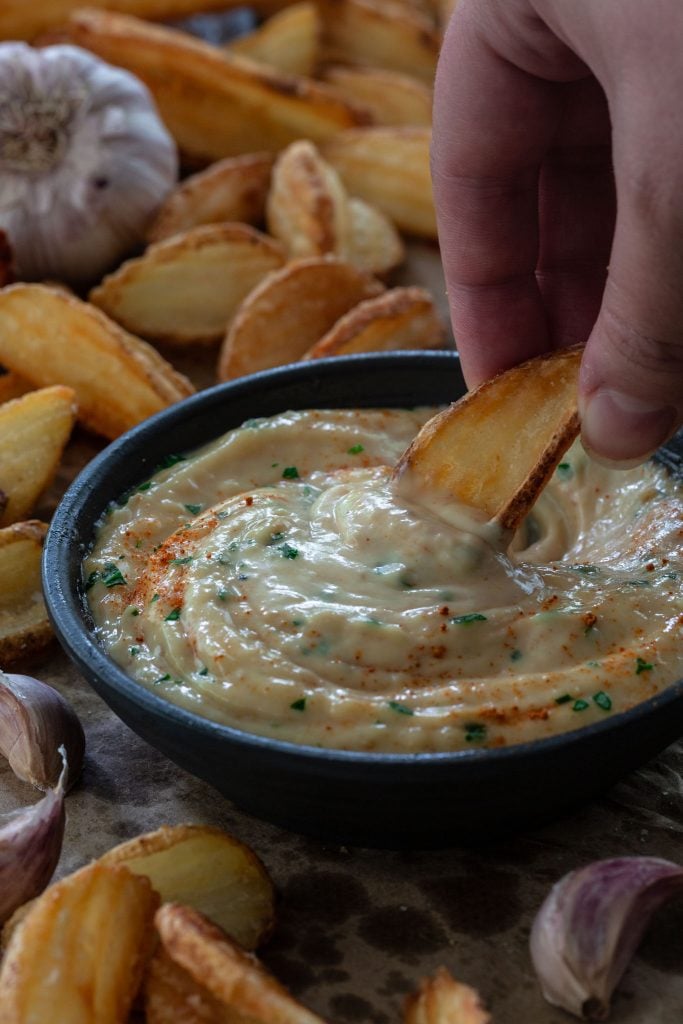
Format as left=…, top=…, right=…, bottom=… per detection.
left=2, top=243, right=682, bottom=1022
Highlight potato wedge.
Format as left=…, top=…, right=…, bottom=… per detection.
left=0, top=521, right=52, bottom=665
left=145, top=947, right=234, bottom=1024
left=404, top=967, right=490, bottom=1024
left=266, top=140, right=351, bottom=259
left=99, top=824, right=275, bottom=951
left=346, top=197, right=405, bottom=275
left=229, top=3, right=321, bottom=78
left=154, top=903, right=327, bottom=1023
left=63, top=9, right=369, bottom=165
left=0, top=0, right=293, bottom=41
left=0, top=373, right=34, bottom=405
left=147, top=154, right=274, bottom=243
left=304, top=286, right=444, bottom=358
left=316, top=0, right=439, bottom=84
left=90, top=224, right=286, bottom=345
left=218, top=257, right=384, bottom=380
left=0, top=285, right=194, bottom=440
left=0, top=862, right=159, bottom=1023
left=322, top=127, right=435, bottom=238
left=322, top=65, right=433, bottom=127
left=394, top=347, right=583, bottom=532
left=0, top=386, right=77, bottom=528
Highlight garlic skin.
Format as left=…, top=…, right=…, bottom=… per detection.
left=0, top=746, right=66, bottom=924
left=530, top=856, right=683, bottom=1021
left=0, top=671, right=85, bottom=792
left=0, top=43, right=177, bottom=287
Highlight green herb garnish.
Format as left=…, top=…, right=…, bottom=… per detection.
left=157, top=453, right=186, bottom=469
left=451, top=613, right=487, bottom=625
left=130, top=607, right=140, bottom=616
left=510, top=649, right=523, bottom=662
left=282, top=466, right=299, bottom=479
left=555, top=694, right=572, bottom=705
left=150, top=593, right=159, bottom=603
left=84, top=570, right=100, bottom=591
left=635, top=657, right=654, bottom=675
left=129, top=646, right=140, bottom=657
left=279, top=542, right=299, bottom=559
left=184, top=503, right=202, bottom=515
left=171, top=556, right=193, bottom=566
left=199, top=666, right=209, bottom=676
left=154, top=674, right=171, bottom=684
left=137, top=481, right=152, bottom=492
left=348, top=444, right=364, bottom=455
left=556, top=462, right=573, bottom=480
left=388, top=701, right=414, bottom=716
left=165, top=608, right=181, bottom=621
left=593, top=691, right=612, bottom=711
left=290, top=697, right=307, bottom=711
left=572, top=699, right=590, bottom=712
left=464, top=722, right=486, bottom=742
left=102, top=562, right=126, bottom=588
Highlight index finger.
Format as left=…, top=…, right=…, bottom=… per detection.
left=432, top=1, right=562, bottom=385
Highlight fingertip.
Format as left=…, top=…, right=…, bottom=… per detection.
left=579, top=387, right=678, bottom=466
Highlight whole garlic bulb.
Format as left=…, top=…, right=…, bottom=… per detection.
left=0, top=43, right=177, bottom=287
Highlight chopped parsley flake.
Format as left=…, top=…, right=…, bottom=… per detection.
left=282, top=466, right=299, bottom=479
left=348, top=444, right=364, bottom=454
left=150, top=593, right=159, bottom=603
left=184, top=503, right=202, bottom=515
left=464, top=722, right=486, bottom=742
left=279, top=542, right=299, bottom=559
left=290, top=697, right=307, bottom=711
left=292, top=618, right=304, bottom=627
left=137, top=481, right=152, bottom=492
left=165, top=608, right=181, bottom=621
left=572, top=699, right=590, bottom=712
left=130, top=607, right=140, bottom=616
left=171, top=556, right=193, bottom=566
left=593, top=691, right=612, bottom=711
left=555, top=694, right=572, bottom=705
left=218, top=590, right=231, bottom=601
left=199, top=666, right=209, bottom=676
left=451, top=613, right=487, bottom=625
left=157, top=453, right=186, bottom=469
left=154, top=674, right=171, bottom=684
left=635, top=657, right=654, bottom=675
left=510, top=649, right=522, bottom=662
left=556, top=462, right=573, bottom=480
left=271, top=462, right=279, bottom=468
left=84, top=570, right=100, bottom=591
left=102, top=563, right=126, bottom=588
left=388, top=701, right=414, bottom=716
left=129, top=646, right=140, bottom=657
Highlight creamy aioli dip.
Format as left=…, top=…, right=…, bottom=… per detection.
left=85, top=409, right=683, bottom=753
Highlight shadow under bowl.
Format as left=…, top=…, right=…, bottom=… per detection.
left=43, top=352, right=683, bottom=848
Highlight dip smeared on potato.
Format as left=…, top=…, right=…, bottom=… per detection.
left=85, top=409, right=683, bottom=753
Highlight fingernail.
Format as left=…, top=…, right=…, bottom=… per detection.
left=580, top=389, right=677, bottom=467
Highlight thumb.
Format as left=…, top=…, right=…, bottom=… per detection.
left=579, top=186, right=683, bottom=467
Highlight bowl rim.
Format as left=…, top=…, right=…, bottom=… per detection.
left=44, top=351, right=683, bottom=769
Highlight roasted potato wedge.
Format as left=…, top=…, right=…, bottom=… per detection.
left=266, top=140, right=351, bottom=259
left=0, top=0, right=293, bottom=41
left=145, top=947, right=234, bottom=1024
left=0, top=521, right=52, bottom=665
left=99, top=824, right=275, bottom=951
left=0, top=386, right=77, bottom=528
left=0, top=372, right=34, bottom=405
left=346, top=197, right=405, bottom=275
left=404, top=968, right=490, bottom=1024
left=322, top=127, right=435, bottom=238
left=63, top=9, right=369, bottom=165
left=0, top=862, right=159, bottom=1024
left=304, top=286, right=444, bottom=358
left=90, top=224, right=286, bottom=345
left=394, top=347, right=583, bottom=532
left=218, top=257, right=384, bottom=380
left=154, top=903, right=327, bottom=1023
left=322, top=66, right=432, bottom=127
left=0, top=285, right=194, bottom=440
left=147, top=153, right=274, bottom=243
left=229, top=3, right=321, bottom=78
left=316, top=0, right=439, bottom=83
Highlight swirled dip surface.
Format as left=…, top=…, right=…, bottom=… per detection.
left=85, top=409, right=683, bottom=752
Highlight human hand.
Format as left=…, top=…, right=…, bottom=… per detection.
left=432, top=0, right=683, bottom=465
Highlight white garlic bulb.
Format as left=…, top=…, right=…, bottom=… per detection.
left=0, top=43, right=177, bottom=287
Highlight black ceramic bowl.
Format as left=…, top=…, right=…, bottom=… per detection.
left=44, top=352, right=683, bottom=847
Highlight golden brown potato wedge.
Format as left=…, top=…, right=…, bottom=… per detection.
left=316, top=0, right=439, bottom=84
left=218, top=257, right=384, bottom=380
left=154, top=903, right=327, bottom=1023
left=404, top=967, right=490, bottom=1024
left=63, top=9, right=369, bottom=166
left=147, top=154, right=274, bottom=243
left=99, top=824, right=275, bottom=951
left=322, top=127, right=435, bottom=238
left=322, top=66, right=432, bottom=127
left=0, top=284, right=194, bottom=440
left=90, top=224, right=286, bottom=345
left=0, top=862, right=159, bottom=1024
left=346, top=197, right=405, bottom=275
left=0, top=0, right=294, bottom=41
left=229, top=3, right=321, bottom=78
left=394, top=347, right=583, bottom=532
left=266, top=140, right=351, bottom=259
left=304, top=286, right=444, bottom=358
left=0, top=373, right=34, bottom=405
left=0, top=386, right=77, bottom=528
left=0, top=521, right=52, bottom=665
left=145, top=947, right=235, bottom=1024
